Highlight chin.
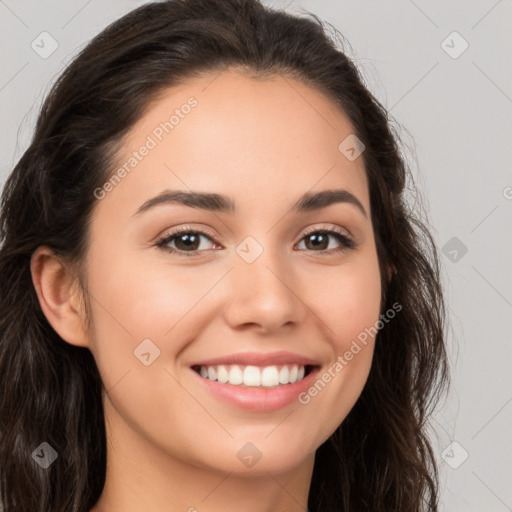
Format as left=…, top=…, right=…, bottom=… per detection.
left=191, top=436, right=317, bottom=477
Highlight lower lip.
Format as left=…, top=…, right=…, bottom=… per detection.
left=190, top=367, right=320, bottom=412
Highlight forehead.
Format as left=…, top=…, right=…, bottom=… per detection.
left=98, top=68, right=369, bottom=219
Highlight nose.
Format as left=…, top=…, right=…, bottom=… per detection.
left=222, top=246, right=307, bottom=334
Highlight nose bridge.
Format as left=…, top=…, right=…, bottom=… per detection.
left=223, top=234, right=304, bottom=331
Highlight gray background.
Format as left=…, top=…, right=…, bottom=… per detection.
left=1, top=0, right=511, bottom=510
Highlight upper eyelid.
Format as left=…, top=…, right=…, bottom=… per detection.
left=158, top=225, right=216, bottom=243
left=301, top=224, right=352, bottom=237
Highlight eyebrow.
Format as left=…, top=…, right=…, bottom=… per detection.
left=133, top=188, right=367, bottom=218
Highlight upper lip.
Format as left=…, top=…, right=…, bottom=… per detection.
left=190, top=351, right=320, bottom=367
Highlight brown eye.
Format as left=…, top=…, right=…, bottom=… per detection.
left=303, top=232, right=330, bottom=251
left=173, top=232, right=202, bottom=251
left=297, top=229, right=357, bottom=254
left=156, top=229, right=218, bottom=257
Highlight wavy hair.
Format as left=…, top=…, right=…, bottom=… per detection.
left=0, top=1, right=449, bottom=510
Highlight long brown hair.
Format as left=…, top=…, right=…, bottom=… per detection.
left=0, top=1, right=449, bottom=510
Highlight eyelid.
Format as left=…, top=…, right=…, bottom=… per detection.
left=300, top=223, right=352, bottom=239
left=155, top=224, right=216, bottom=243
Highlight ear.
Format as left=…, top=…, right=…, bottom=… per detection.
left=30, top=245, right=90, bottom=348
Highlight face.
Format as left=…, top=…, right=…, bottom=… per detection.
left=82, top=69, right=381, bottom=476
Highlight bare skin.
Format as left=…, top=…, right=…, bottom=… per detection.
left=31, top=69, right=382, bottom=512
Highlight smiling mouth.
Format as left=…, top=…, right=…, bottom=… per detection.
left=191, top=364, right=316, bottom=388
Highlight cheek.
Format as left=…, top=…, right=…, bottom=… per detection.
left=83, top=247, right=233, bottom=396
left=313, top=252, right=382, bottom=350
left=87, top=251, right=203, bottom=338
left=300, top=248, right=381, bottom=414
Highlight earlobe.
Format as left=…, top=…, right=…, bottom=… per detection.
left=30, top=246, right=90, bottom=348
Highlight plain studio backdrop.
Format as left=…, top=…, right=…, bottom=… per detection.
left=0, top=1, right=511, bottom=510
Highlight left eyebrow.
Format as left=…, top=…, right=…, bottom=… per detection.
left=132, top=188, right=367, bottom=218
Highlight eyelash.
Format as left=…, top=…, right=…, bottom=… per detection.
left=155, top=224, right=358, bottom=258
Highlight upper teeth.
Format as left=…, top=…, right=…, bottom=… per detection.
left=198, top=364, right=306, bottom=387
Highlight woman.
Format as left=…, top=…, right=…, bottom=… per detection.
left=0, top=0, right=449, bottom=510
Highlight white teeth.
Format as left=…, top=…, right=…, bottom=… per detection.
left=289, top=364, right=298, bottom=383
left=243, top=366, right=261, bottom=386
left=197, top=363, right=308, bottom=387
left=261, top=366, right=279, bottom=387
left=228, top=365, right=243, bottom=385
left=217, top=364, right=229, bottom=383
left=207, top=366, right=217, bottom=381
left=278, top=366, right=289, bottom=384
